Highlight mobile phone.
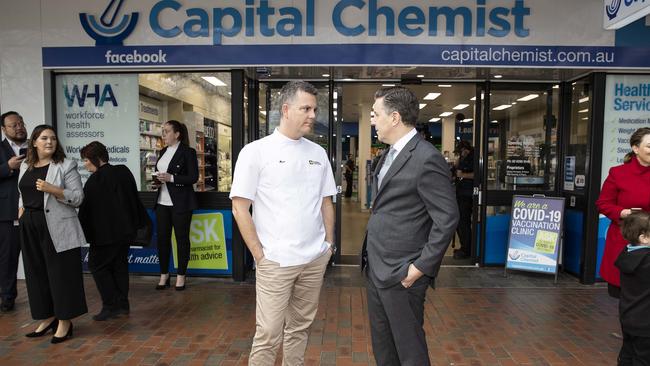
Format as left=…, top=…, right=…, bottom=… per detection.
left=18, top=148, right=27, bottom=157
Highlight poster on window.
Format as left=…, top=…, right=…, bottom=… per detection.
left=506, top=195, right=565, bottom=275
left=55, top=74, right=140, bottom=188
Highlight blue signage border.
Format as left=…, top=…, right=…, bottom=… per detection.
left=42, top=44, right=650, bottom=69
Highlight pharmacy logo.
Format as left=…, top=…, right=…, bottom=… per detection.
left=80, top=0, right=139, bottom=45
left=605, top=0, right=622, bottom=20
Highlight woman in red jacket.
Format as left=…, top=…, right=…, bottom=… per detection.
left=596, top=127, right=650, bottom=298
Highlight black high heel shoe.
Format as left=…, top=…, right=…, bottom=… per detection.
left=25, top=318, right=58, bottom=338
left=51, top=322, right=73, bottom=344
left=155, top=276, right=171, bottom=290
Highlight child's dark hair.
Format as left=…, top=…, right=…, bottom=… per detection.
left=621, top=211, right=650, bottom=244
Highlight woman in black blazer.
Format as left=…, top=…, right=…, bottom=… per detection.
left=78, top=141, right=150, bottom=321
left=154, top=120, right=198, bottom=290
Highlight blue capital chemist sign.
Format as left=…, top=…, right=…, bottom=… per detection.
left=505, top=195, right=565, bottom=275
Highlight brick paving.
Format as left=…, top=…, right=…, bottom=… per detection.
left=0, top=267, right=620, bottom=365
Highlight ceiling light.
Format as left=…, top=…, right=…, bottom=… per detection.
left=201, top=76, right=227, bottom=86
left=260, top=111, right=267, bottom=116
left=423, top=92, right=441, bottom=100
left=517, top=94, right=539, bottom=102
left=346, top=135, right=351, bottom=138
left=333, top=111, right=337, bottom=116
left=553, top=85, right=560, bottom=89
left=453, top=104, right=469, bottom=110
left=581, top=117, right=589, bottom=120
left=417, top=74, right=425, bottom=78
left=493, top=104, right=512, bottom=111
left=579, top=109, right=589, bottom=113
left=491, top=120, right=498, bottom=123
left=462, top=118, right=473, bottom=123
left=579, top=97, right=589, bottom=103
left=333, top=103, right=337, bottom=109
left=322, top=73, right=330, bottom=77
left=228, top=92, right=232, bottom=95
left=511, top=102, right=517, bottom=105
left=493, top=75, right=503, bottom=79
left=439, top=112, right=453, bottom=117
left=382, top=83, right=396, bottom=87
left=470, top=96, right=476, bottom=101
left=429, top=117, right=441, bottom=122
left=333, top=91, right=338, bottom=99
left=438, top=84, right=452, bottom=88
left=419, top=104, right=427, bottom=109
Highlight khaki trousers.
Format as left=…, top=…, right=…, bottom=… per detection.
left=249, top=251, right=331, bottom=366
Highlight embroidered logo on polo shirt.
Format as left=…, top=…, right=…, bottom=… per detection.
left=308, top=160, right=321, bottom=166
left=279, top=160, right=286, bottom=163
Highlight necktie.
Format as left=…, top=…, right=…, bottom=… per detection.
left=378, top=148, right=396, bottom=188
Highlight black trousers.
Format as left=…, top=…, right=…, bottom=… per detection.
left=156, top=205, right=192, bottom=275
left=345, top=174, right=353, bottom=197
left=0, top=221, right=20, bottom=302
left=366, top=269, right=431, bottom=366
left=89, top=243, right=130, bottom=311
left=618, top=332, right=650, bottom=365
left=19, top=209, right=87, bottom=320
left=455, top=193, right=473, bottom=255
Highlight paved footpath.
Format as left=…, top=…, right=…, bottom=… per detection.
left=0, top=267, right=620, bottom=365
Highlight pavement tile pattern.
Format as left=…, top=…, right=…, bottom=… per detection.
left=0, top=267, right=619, bottom=365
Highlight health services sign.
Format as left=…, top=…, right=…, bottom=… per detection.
left=37, top=0, right=650, bottom=68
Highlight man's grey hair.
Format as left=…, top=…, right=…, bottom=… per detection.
left=278, top=80, right=319, bottom=116
left=374, top=86, right=419, bottom=127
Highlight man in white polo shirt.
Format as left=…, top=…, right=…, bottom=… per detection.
left=230, top=81, right=336, bottom=366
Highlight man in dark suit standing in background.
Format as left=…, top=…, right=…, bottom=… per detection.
left=363, top=87, right=458, bottom=365
left=0, top=111, right=28, bottom=312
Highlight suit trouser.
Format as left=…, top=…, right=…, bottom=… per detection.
left=156, top=205, right=192, bottom=275
left=366, top=270, right=431, bottom=366
left=20, top=209, right=87, bottom=320
left=89, top=243, right=130, bottom=311
left=0, top=221, right=20, bottom=302
left=618, top=332, right=650, bottom=365
left=249, top=251, right=331, bottom=366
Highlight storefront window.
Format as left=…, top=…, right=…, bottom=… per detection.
left=564, top=79, right=590, bottom=192
left=56, top=72, right=233, bottom=193
left=487, top=85, right=559, bottom=191
left=260, top=83, right=330, bottom=148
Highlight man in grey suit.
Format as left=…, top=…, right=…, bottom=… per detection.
left=363, top=87, right=459, bottom=365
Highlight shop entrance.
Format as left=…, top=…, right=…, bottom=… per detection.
left=247, top=75, right=566, bottom=270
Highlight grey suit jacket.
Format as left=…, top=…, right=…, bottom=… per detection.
left=365, top=133, right=459, bottom=288
left=18, top=159, right=87, bottom=253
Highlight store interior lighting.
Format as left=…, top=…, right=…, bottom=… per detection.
left=423, top=92, right=441, bottom=100
left=453, top=103, right=469, bottom=110
left=439, top=111, right=453, bottom=117
left=201, top=76, right=227, bottom=86
left=517, top=94, right=539, bottom=101
left=493, top=104, right=513, bottom=111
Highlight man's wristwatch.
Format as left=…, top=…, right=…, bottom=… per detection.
left=325, top=241, right=337, bottom=255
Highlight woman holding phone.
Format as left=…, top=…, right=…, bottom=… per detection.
left=154, top=120, right=198, bottom=291
left=597, top=127, right=650, bottom=298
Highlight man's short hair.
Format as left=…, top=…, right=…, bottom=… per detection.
left=621, top=211, right=650, bottom=244
left=374, top=87, right=419, bottom=127
left=277, top=80, right=318, bottom=116
left=1, top=111, right=21, bottom=127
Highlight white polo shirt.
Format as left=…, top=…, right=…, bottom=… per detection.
left=230, top=129, right=337, bottom=267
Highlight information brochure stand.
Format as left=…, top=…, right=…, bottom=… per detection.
left=504, top=195, right=565, bottom=284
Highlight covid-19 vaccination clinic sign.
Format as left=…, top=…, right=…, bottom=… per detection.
left=505, top=195, right=565, bottom=275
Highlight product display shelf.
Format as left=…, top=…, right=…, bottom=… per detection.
left=196, top=131, right=206, bottom=192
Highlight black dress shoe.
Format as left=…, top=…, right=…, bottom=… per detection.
left=51, top=323, right=73, bottom=344
left=155, top=277, right=170, bottom=290
left=175, top=284, right=186, bottom=291
left=25, top=318, right=58, bottom=338
left=92, top=308, right=119, bottom=321
left=0, top=299, right=15, bottom=312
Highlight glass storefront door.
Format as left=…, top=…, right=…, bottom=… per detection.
left=480, top=83, right=561, bottom=265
